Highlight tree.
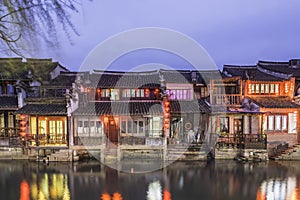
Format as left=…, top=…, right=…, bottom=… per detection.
left=0, top=0, right=81, bottom=56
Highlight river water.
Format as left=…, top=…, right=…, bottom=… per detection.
left=1, top=159, right=300, bottom=200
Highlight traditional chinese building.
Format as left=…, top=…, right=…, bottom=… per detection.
left=11, top=59, right=72, bottom=153
left=223, top=62, right=300, bottom=148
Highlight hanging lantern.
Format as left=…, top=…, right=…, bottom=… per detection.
left=163, top=97, right=170, bottom=132
left=19, top=115, right=28, bottom=138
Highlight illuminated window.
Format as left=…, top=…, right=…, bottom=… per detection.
left=122, top=89, right=145, bottom=98
left=101, top=89, right=111, bottom=97
left=265, top=84, right=269, bottom=93
left=264, top=115, right=288, bottom=132
left=288, top=112, right=297, bottom=134
left=275, top=115, right=281, bottom=130
left=8, top=112, right=14, bottom=127
left=261, top=84, right=265, bottom=93
left=255, top=84, right=260, bottom=93
left=248, top=84, right=252, bottom=94
left=282, top=116, right=287, bottom=130
left=167, top=89, right=192, bottom=100
left=251, top=84, right=255, bottom=94
left=268, top=115, right=274, bottom=130
left=270, top=84, right=275, bottom=93
left=275, top=84, right=279, bottom=94
left=284, top=83, right=289, bottom=93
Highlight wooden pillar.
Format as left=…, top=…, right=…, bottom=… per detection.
left=229, top=115, right=234, bottom=135
left=36, top=114, right=39, bottom=146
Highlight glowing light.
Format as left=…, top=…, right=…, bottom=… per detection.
left=20, top=180, right=30, bottom=200
left=112, top=192, right=123, bottom=200
left=20, top=132, right=26, bottom=137
left=163, top=189, right=171, bottom=200
left=104, top=117, right=109, bottom=124
left=101, top=193, right=111, bottom=200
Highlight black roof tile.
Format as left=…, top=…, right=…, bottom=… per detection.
left=170, top=99, right=210, bottom=113
left=89, top=71, right=160, bottom=88
left=248, top=97, right=300, bottom=109
left=74, top=101, right=163, bottom=116
left=223, top=65, right=289, bottom=81
left=15, top=103, right=67, bottom=115
left=0, top=96, right=18, bottom=110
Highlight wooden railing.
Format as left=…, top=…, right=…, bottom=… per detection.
left=74, top=136, right=104, bottom=146
left=216, top=134, right=267, bottom=149
left=0, top=128, right=20, bottom=138
left=0, top=128, right=23, bottom=147
left=211, top=94, right=242, bottom=105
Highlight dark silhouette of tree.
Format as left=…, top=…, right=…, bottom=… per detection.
left=0, top=0, right=82, bottom=56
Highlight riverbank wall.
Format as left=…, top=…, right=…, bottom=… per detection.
left=0, top=145, right=270, bottom=162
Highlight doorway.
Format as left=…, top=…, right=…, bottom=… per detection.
left=234, top=118, right=243, bottom=138
left=105, top=117, right=119, bottom=145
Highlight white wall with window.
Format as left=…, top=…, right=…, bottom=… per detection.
left=120, top=117, right=145, bottom=137
left=76, top=117, right=104, bottom=137
left=248, top=83, right=280, bottom=95
left=211, top=116, right=229, bottom=136
left=166, top=83, right=194, bottom=100
left=148, top=116, right=162, bottom=137
left=122, top=89, right=145, bottom=98
left=263, top=113, right=296, bottom=134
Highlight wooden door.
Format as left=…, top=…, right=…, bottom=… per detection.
left=106, top=118, right=119, bottom=144
left=234, top=118, right=243, bottom=136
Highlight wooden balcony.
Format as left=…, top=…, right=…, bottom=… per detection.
left=211, top=94, right=242, bottom=106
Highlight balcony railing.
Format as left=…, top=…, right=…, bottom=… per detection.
left=211, top=94, right=242, bottom=105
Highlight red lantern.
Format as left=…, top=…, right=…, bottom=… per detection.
left=19, top=115, right=28, bottom=138
left=163, top=97, right=170, bottom=132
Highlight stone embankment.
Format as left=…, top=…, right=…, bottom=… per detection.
left=0, top=144, right=272, bottom=162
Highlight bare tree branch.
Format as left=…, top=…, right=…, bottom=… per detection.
left=0, top=0, right=84, bottom=56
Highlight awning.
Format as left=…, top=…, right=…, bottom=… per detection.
left=170, top=100, right=210, bottom=114
left=15, top=104, right=67, bottom=115
left=0, top=96, right=18, bottom=110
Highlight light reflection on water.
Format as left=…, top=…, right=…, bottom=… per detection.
left=256, top=177, right=299, bottom=200
left=1, top=160, right=300, bottom=200
left=20, top=174, right=70, bottom=200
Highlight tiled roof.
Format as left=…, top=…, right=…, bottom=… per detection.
left=248, top=97, right=300, bottom=109
left=0, top=96, right=18, bottom=110
left=223, top=65, right=289, bottom=81
left=89, top=71, right=160, bottom=88
left=170, top=100, right=210, bottom=113
left=74, top=101, right=163, bottom=116
left=159, top=69, right=223, bottom=85
left=15, top=104, right=67, bottom=115
left=258, top=61, right=300, bottom=77
left=49, top=72, right=77, bottom=87
left=160, top=70, right=192, bottom=83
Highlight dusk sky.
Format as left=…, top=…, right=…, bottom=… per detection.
left=15, top=1, right=300, bottom=71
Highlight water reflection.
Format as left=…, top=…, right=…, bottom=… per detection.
left=0, top=160, right=299, bottom=200
left=20, top=173, right=70, bottom=200
left=257, top=177, right=299, bottom=200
